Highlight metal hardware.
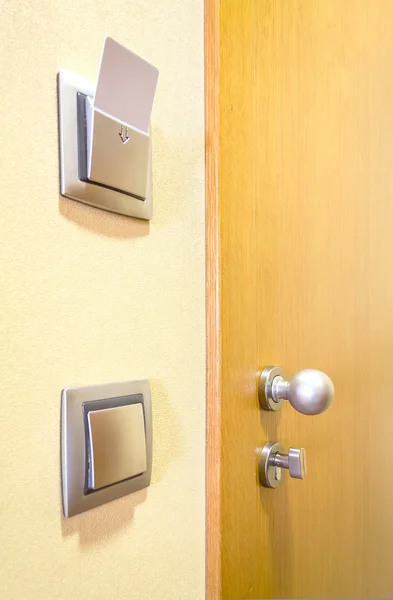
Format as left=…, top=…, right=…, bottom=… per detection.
left=57, top=38, right=159, bottom=220
left=58, top=70, right=153, bottom=220
left=259, top=366, right=334, bottom=415
left=61, top=379, right=152, bottom=518
left=258, top=441, right=307, bottom=488
left=86, top=403, right=147, bottom=491
left=78, top=92, right=150, bottom=200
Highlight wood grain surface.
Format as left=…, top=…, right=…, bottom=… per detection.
left=207, top=1, right=393, bottom=598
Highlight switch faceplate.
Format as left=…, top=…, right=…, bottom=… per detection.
left=61, top=380, right=152, bottom=518
left=57, top=38, right=158, bottom=220
left=58, top=70, right=153, bottom=220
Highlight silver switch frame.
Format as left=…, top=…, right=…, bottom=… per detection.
left=57, top=70, right=153, bottom=220
left=61, top=379, right=152, bottom=518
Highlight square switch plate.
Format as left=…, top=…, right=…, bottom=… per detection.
left=61, top=379, right=152, bottom=518
left=57, top=70, right=153, bottom=220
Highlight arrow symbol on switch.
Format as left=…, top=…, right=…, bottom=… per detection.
left=119, top=125, right=130, bottom=144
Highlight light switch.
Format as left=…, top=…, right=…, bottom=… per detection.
left=87, top=403, right=147, bottom=490
left=61, top=380, right=152, bottom=518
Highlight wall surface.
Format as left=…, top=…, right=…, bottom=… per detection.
left=0, top=1, right=205, bottom=599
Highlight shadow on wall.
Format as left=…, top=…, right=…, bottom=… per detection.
left=61, top=488, right=148, bottom=548
left=149, top=378, right=183, bottom=484
left=60, top=380, right=183, bottom=546
left=59, top=196, right=150, bottom=239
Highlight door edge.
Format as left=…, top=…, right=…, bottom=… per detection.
left=205, top=0, right=221, bottom=598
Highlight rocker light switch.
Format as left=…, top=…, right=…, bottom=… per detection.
left=61, top=380, right=152, bottom=518
left=87, top=403, right=147, bottom=490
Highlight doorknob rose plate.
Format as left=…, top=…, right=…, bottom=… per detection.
left=258, top=441, right=286, bottom=488
left=258, top=366, right=286, bottom=411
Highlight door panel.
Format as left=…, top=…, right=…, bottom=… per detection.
left=217, top=1, right=393, bottom=598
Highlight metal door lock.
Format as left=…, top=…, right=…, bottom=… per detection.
left=258, top=366, right=334, bottom=415
left=258, top=442, right=307, bottom=488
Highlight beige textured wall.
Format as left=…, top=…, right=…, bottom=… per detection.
left=0, top=1, right=205, bottom=599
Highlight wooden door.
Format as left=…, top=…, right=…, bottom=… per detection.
left=206, top=1, right=393, bottom=598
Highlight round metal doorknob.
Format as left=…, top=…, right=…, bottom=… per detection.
left=258, top=441, right=307, bottom=488
left=259, top=366, right=334, bottom=415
